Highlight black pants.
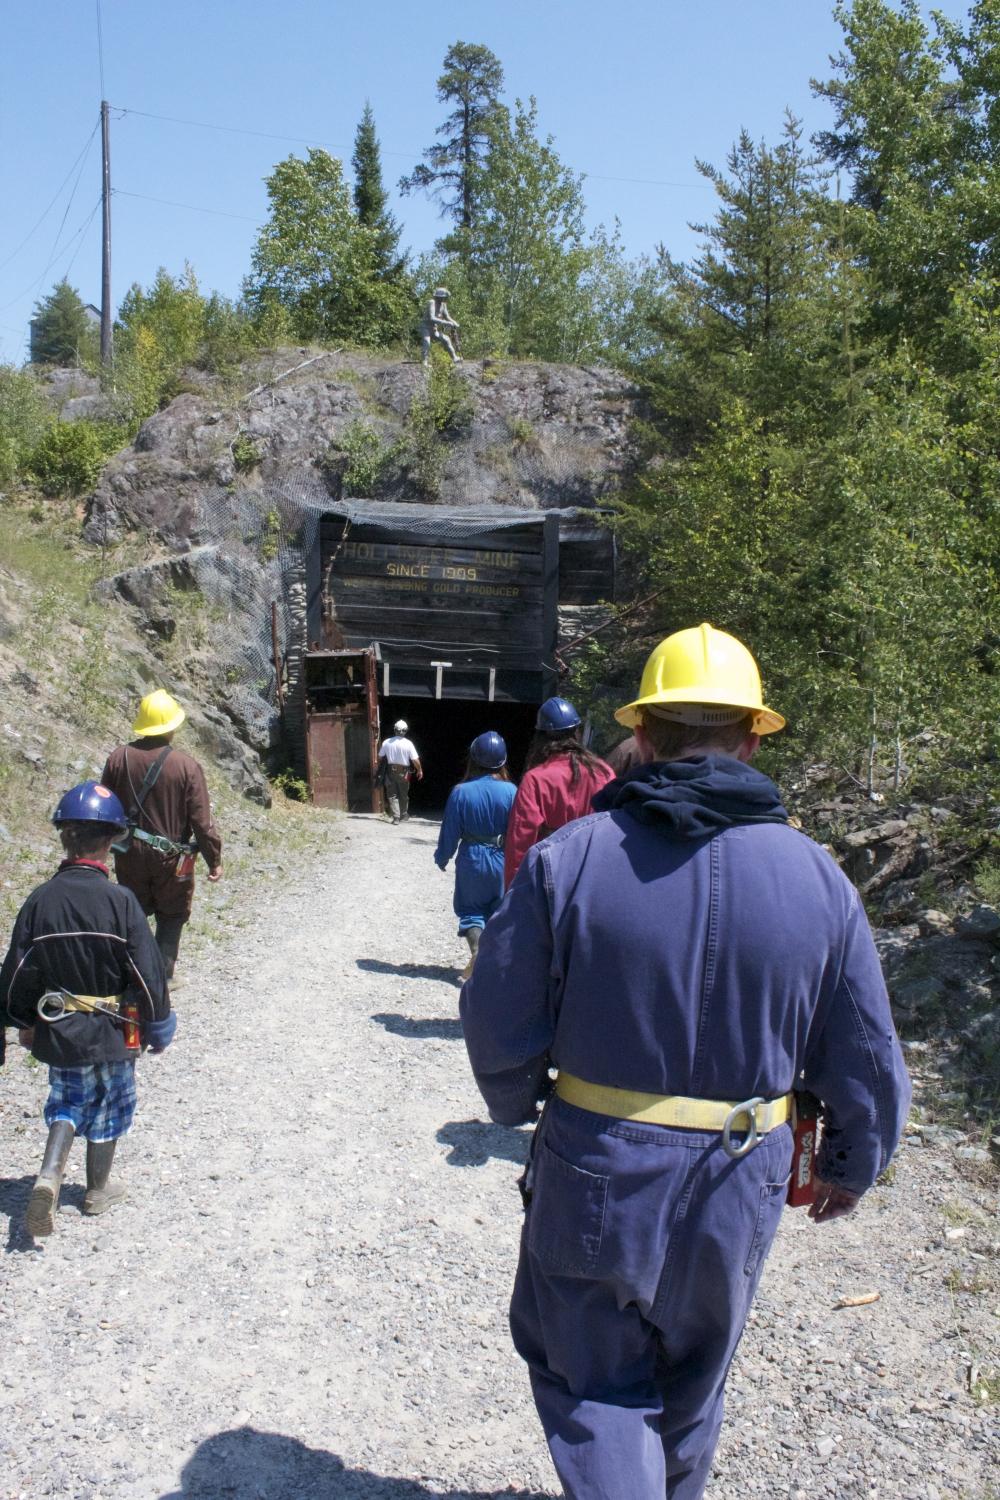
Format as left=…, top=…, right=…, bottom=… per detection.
left=154, top=914, right=186, bottom=979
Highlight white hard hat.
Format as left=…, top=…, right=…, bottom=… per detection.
left=394, top=720, right=408, bottom=734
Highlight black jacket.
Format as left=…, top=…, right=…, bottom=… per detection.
left=0, top=862, right=169, bottom=1068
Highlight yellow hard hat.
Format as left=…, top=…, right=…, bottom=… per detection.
left=132, top=690, right=186, bottom=737
left=615, top=623, right=785, bottom=735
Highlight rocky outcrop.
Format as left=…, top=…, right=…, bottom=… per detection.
left=799, top=789, right=1000, bottom=1077
left=84, top=352, right=638, bottom=547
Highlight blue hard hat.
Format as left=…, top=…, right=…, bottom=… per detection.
left=470, top=731, right=508, bottom=770
left=536, top=696, right=581, bottom=733
left=52, top=781, right=128, bottom=829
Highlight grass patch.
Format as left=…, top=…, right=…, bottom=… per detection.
left=973, top=857, right=1000, bottom=907
left=944, top=1266, right=992, bottom=1295
left=941, top=1199, right=984, bottom=1226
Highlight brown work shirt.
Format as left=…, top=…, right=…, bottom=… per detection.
left=102, top=741, right=222, bottom=868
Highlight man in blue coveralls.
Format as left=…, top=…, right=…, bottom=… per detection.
left=460, top=623, right=911, bottom=1499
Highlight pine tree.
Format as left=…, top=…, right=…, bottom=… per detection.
left=352, top=102, right=405, bottom=281
left=30, top=280, right=96, bottom=366
left=399, top=41, right=506, bottom=229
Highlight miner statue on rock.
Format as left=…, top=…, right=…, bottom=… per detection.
left=421, top=287, right=462, bottom=363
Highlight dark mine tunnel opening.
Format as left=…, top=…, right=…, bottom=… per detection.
left=381, top=695, right=539, bottom=811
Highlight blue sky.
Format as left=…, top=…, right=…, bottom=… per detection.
left=0, top=1, right=972, bottom=363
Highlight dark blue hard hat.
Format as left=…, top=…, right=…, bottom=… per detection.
left=52, top=781, right=128, bottom=829
left=469, top=731, right=508, bottom=770
left=536, top=696, right=581, bottom=733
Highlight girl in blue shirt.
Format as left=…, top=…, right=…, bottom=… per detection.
left=435, top=732, right=517, bottom=979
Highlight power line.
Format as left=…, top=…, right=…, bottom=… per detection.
left=0, top=120, right=100, bottom=275
left=63, top=199, right=102, bottom=281
left=112, top=104, right=370, bottom=157
left=113, top=188, right=260, bottom=223
left=0, top=198, right=103, bottom=313
left=45, top=124, right=98, bottom=276
left=111, top=102, right=712, bottom=190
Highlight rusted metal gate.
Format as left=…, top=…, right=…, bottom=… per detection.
left=303, top=648, right=380, bottom=810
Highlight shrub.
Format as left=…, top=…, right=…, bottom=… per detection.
left=27, top=420, right=125, bottom=496
left=0, top=365, right=50, bottom=488
left=272, top=767, right=310, bottom=801
left=232, top=432, right=261, bottom=473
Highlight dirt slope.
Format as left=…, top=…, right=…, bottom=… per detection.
left=0, top=812, right=997, bottom=1500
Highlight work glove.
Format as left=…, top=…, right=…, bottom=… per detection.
left=145, top=1013, right=178, bottom=1053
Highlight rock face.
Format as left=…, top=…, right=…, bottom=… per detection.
left=84, top=351, right=639, bottom=548
left=801, top=790, right=1000, bottom=1076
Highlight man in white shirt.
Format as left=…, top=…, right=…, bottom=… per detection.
left=378, top=720, right=423, bottom=824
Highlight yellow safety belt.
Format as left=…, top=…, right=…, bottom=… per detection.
left=47, top=993, right=124, bottom=1015
left=555, top=1071, right=792, bottom=1134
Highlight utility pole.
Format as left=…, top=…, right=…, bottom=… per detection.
left=100, top=100, right=112, bottom=366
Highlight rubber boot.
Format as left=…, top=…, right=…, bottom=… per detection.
left=154, top=914, right=185, bottom=982
left=26, top=1121, right=75, bottom=1237
left=82, top=1140, right=127, bottom=1216
left=459, top=926, right=481, bottom=982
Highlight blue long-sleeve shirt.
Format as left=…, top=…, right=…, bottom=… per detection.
left=435, top=775, right=517, bottom=865
left=461, top=758, right=910, bottom=1197
left=435, top=775, right=518, bottom=929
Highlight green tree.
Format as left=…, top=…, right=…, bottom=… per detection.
left=611, top=107, right=999, bottom=792
left=110, top=265, right=208, bottom=426
left=811, top=0, right=1000, bottom=362
left=30, top=280, right=97, bottom=367
left=352, top=102, right=405, bottom=281
left=637, top=117, right=836, bottom=456
left=424, top=100, right=658, bottom=362
left=246, top=148, right=413, bottom=347
left=400, top=41, right=506, bottom=229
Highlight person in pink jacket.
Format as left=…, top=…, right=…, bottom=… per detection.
left=504, top=697, right=615, bottom=888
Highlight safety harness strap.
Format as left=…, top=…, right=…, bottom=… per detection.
left=55, top=993, right=125, bottom=1014
left=555, top=1071, right=792, bottom=1133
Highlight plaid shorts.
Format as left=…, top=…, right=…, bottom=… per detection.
left=44, top=1061, right=137, bottom=1142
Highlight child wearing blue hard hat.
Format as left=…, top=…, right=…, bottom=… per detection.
left=0, top=781, right=174, bottom=1236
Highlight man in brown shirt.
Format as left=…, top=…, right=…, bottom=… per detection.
left=101, top=690, right=222, bottom=980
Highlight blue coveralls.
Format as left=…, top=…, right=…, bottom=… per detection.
left=460, top=756, right=911, bottom=1500
left=435, top=774, right=518, bottom=933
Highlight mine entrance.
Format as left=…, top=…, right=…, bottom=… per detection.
left=381, top=695, right=539, bottom=811
left=299, top=500, right=615, bottom=811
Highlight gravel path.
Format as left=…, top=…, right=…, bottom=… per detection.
left=1, top=811, right=997, bottom=1499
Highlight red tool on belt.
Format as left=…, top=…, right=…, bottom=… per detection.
left=787, top=1091, right=820, bottom=1207
left=120, top=1001, right=142, bottom=1053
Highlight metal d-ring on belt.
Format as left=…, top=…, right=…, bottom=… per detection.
left=132, top=828, right=196, bottom=858
left=463, top=835, right=505, bottom=848
left=554, top=1072, right=793, bottom=1159
left=37, top=988, right=126, bottom=1024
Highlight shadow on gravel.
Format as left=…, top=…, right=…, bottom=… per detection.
left=373, top=1012, right=464, bottom=1041
left=0, top=1174, right=38, bottom=1253
left=161, top=1425, right=552, bottom=1498
left=437, top=1120, right=532, bottom=1168
left=358, top=959, right=462, bottom=985
left=1, top=1174, right=93, bottom=1252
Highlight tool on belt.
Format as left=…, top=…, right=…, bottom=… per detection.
left=131, top=826, right=198, bottom=877
left=37, top=989, right=142, bottom=1051
left=787, top=1090, right=820, bottom=1208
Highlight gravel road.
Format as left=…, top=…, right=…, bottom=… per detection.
left=1, top=810, right=997, bottom=1499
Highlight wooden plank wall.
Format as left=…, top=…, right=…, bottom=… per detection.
left=320, top=518, right=548, bottom=669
